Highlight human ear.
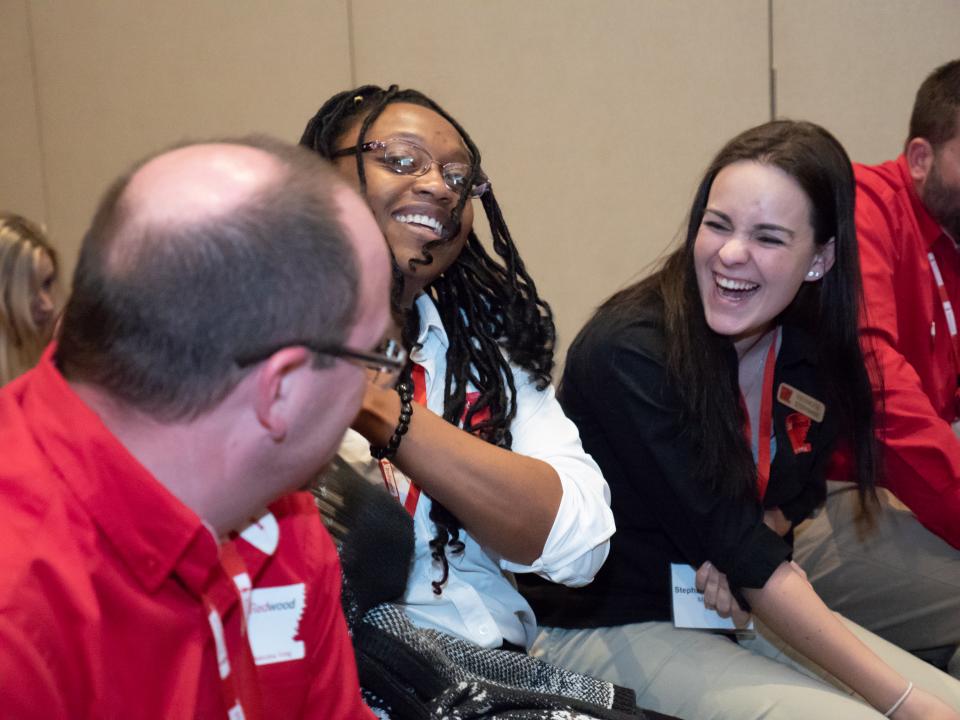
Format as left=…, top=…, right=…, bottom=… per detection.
left=804, top=237, right=835, bottom=282
left=253, top=347, right=311, bottom=441
left=906, top=137, right=934, bottom=187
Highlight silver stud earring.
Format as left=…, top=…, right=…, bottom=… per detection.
left=807, top=269, right=821, bottom=279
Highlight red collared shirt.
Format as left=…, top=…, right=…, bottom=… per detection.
left=0, top=354, right=373, bottom=719
left=855, top=154, right=960, bottom=548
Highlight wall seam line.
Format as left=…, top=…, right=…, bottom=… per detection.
left=346, top=0, right=357, bottom=88
left=24, top=0, right=51, bottom=226
left=768, top=0, right=777, bottom=120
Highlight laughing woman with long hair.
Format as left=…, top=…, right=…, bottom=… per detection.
left=520, top=121, right=960, bottom=720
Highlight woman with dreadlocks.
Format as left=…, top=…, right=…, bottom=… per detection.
left=300, top=86, right=614, bottom=659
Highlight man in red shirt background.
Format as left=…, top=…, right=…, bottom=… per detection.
left=0, top=137, right=391, bottom=717
left=795, top=59, right=960, bottom=678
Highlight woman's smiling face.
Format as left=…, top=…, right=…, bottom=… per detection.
left=333, top=102, right=475, bottom=307
left=693, top=160, right=834, bottom=354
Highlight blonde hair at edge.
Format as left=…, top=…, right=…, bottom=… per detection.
left=0, top=213, right=58, bottom=385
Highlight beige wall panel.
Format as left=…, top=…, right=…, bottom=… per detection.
left=351, top=0, right=770, bottom=360
left=28, top=0, right=352, bottom=278
left=0, top=0, right=47, bottom=223
left=773, top=0, right=960, bottom=165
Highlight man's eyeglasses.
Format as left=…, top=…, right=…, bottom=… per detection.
left=236, top=338, right=407, bottom=379
left=332, top=139, right=490, bottom=198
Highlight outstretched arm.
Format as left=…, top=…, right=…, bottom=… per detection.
left=744, top=562, right=958, bottom=719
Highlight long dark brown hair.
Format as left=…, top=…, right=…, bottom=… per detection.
left=601, top=120, right=880, bottom=511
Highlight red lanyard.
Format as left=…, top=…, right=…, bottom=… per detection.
left=741, top=329, right=779, bottom=500
left=928, top=251, right=960, bottom=366
left=378, top=364, right=427, bottom=516
left=202, top=541, right=263, bottom=720
left=377, top=363, right=492, bottom=515
left=410, top=363, right=428, bottom=406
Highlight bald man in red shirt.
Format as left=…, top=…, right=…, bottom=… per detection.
left=0, top=138, right=393, bottom=717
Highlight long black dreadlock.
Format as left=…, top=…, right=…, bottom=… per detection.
left=300, top=85, right=555, bottom=593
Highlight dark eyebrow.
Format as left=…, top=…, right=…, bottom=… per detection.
left=754, top=223, right=795, bottom=237
left=386, top=132, right=471, bottom=163
left=704, top=209, right=732, bottom=223
left=704, top=209, right=795, bottom=237
left=389, top=131, right=426, bottom=144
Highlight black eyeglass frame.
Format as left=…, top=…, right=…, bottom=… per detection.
left=235, top=338, right=407, bottom=374
left=331, top=139, right=491, bottom=198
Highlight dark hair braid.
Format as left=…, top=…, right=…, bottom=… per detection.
left=301, top=85, right=555, bottom=593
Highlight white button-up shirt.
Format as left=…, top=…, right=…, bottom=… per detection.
left=340, top=295, right=614, bottom=649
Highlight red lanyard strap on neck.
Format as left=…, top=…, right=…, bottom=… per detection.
left=740, top=329, right=779, bottom=500
left=928, top=251, right=960, bottom=367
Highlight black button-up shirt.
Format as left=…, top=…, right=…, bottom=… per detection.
left=522, top=299, right=837, bottom=627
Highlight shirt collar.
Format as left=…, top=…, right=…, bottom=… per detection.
left=23, top=348, right=215, bottom=594
left=723, top=324, right=818, bottom=371
left=778, top=323, right=819, bottom=367
left=896, top=154, right=950, bottom=250
left=414, top=293, right=449, bottom=351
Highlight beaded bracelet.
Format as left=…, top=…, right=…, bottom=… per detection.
left=370, top=381, right=414, bottom=461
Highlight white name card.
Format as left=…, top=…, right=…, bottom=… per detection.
left=670, top=563, right=753, bottom=633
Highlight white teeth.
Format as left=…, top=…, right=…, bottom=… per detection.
left=394, top=213, right=444, bottom=235
left=715, top=275, right=759, bottom=291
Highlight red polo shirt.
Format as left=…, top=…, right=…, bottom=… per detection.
left=0, top=353, right=373, bottom=719
left=856, top=154, right=960, bottom=548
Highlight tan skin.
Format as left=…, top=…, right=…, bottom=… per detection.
left=692, top=164, right=957, bottom=718
left=333, top=102, right=562, bottom=564
left=31, top=250, right=57, bottom=331
left=907, top=117, right=960, bottom=243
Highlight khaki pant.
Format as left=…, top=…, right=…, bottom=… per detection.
left=794, top=482, right=960, bottom=677
left=531, top=616, right=960, bottom=720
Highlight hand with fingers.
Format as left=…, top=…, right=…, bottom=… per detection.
left=695, top=561, right=752, bottom=629
left=762, top=506, right=793, bottom=536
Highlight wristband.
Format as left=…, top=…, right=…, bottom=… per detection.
left=883, top=681, right=913, bottom=717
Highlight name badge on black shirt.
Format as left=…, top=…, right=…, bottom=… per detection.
left=777, top=383, right=825, bottom=423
